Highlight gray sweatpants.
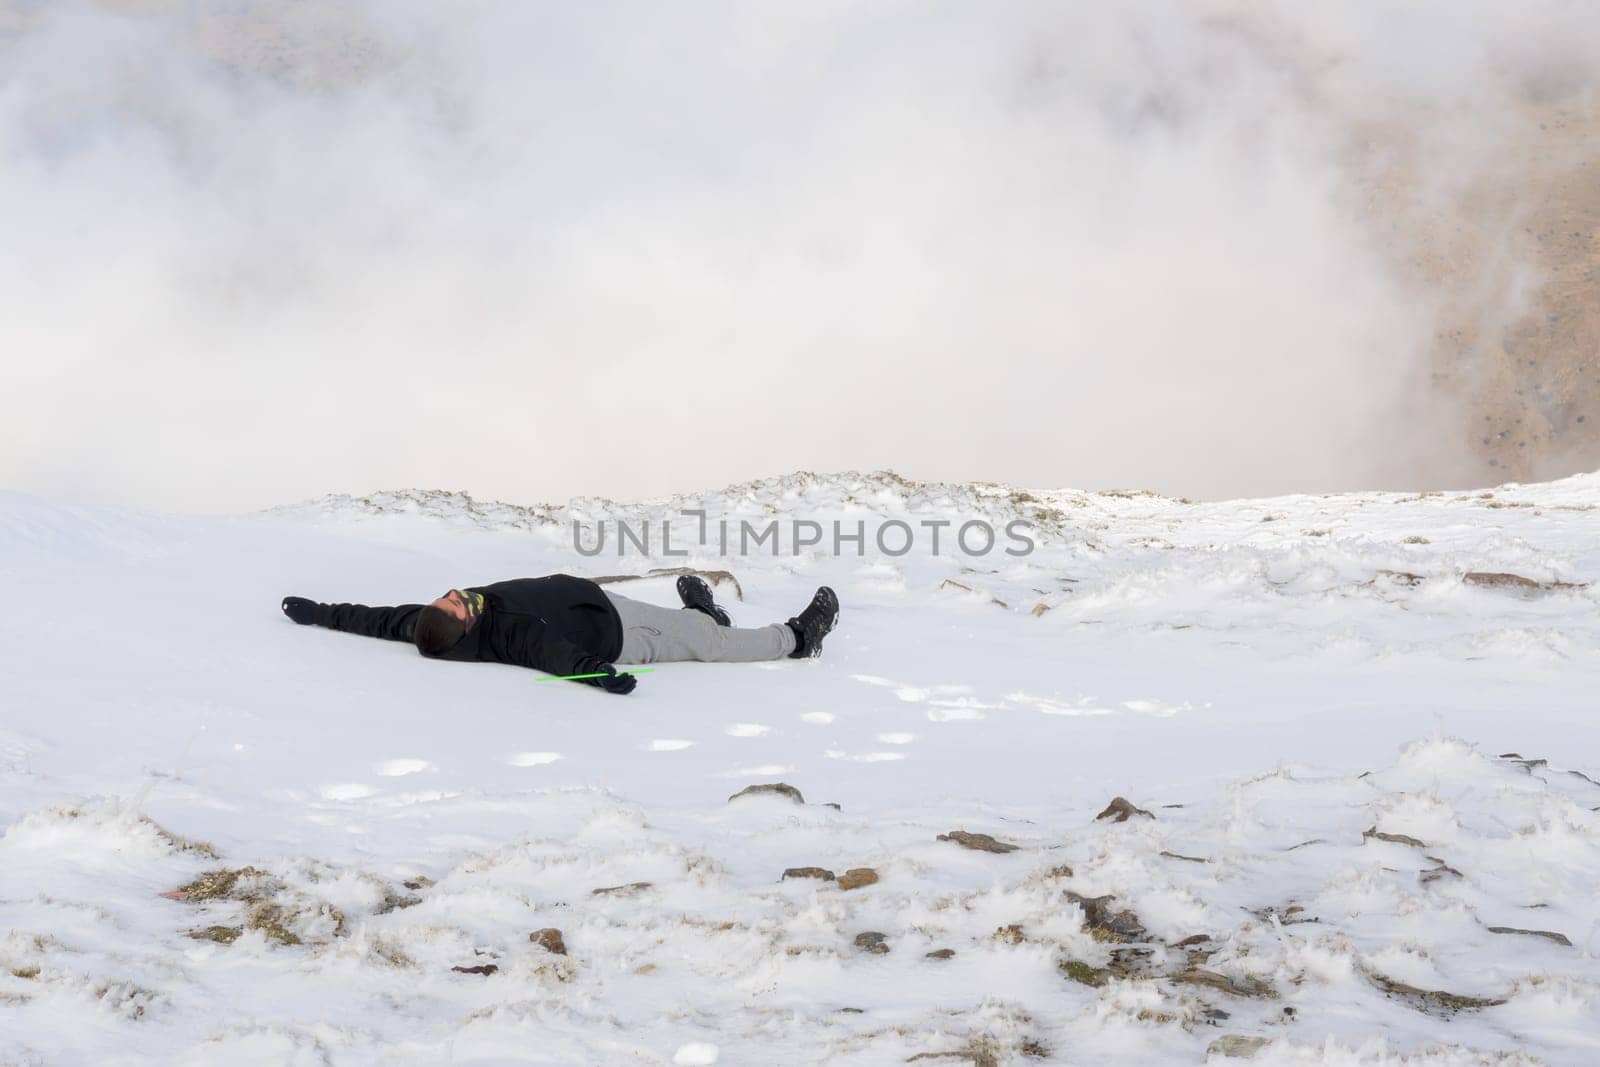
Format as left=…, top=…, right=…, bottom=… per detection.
left=604, top=591, right=796, bottom=664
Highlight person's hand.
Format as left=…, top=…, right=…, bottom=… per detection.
left=281, top=596, right=318, bottom=625
left=588, top=664, right=637, bottom=695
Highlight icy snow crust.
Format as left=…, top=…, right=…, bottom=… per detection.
left=3, top=470, right=1600, bottom=1065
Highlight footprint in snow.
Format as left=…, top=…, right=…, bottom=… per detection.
left=800, top=712, right=835, bottom=725
left=926, top=705, right=987, bottom=722
left=373, top=758, right=434, bottom=777
left=320, top=783, right=377, bottom=801
left=648, top=739, right=694, bottom=752
left=853, top=561, right=905, bottom=592
left=507, top=751, right=563, bottom=767
left=673, top=1042, right=720, bottom=1067
left=1003, top=692, right=1189, bottom=717
left=876, top=732, right=916, bottom=745
left=725, top=723, right=771, bottom=738
left=854, top=677, right=997, bottom=720
left=826, top=750, right=906, bottom=763
left=719, top=763, right=793, bottom=778
left=1122, top=699, right=1189, bottom=717
left=868, top=681, right=978, bottom=704
left=1007, top=692, right=1116, bottom=717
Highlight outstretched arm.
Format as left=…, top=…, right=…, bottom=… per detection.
left=508, top=623, right=636, bottom=694
left=281, top=596, right=423, bottom=643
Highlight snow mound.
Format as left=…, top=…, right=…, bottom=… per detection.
left=3, top=744, right=1597, bottom=1063
left=4, top=470, right=1600, bottom=1061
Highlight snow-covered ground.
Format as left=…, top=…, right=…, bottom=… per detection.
left=2, top=470, right=1598, bottom=1065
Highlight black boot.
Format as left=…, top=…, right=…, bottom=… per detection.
left=786, top=586, right=839, bottom=659
left=676, top=574, right=730, bottom=627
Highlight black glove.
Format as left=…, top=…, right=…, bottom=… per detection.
left=281, top=596, right=319, bottom=625
left=584, top=664, right=637, bottom=695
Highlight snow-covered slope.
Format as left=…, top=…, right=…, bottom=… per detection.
left=2, top=471, right=1599, bottom=1065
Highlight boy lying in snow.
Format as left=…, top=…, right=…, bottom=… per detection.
left=280, top=575, right=838, bottom=695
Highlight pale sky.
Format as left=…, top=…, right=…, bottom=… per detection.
left=2, top=1, right=1593, bottom=511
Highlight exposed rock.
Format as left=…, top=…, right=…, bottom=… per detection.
left=853, top=931, right=889, bottom=955
left=727, top=782, right=805, bottom=805
left=593, top=567, right=744, bottom=600
left=1171, top=968, right=1277, bottom=999
left=1246, top=903, right=1316, bottom=925
left=148, top=822, right=220, bottom=859
left=1058, top=958, right=1107, bottom=987
left=1463, top=571, right=1540, bottom=590
left=1207, top=1035, right=1271, bottom=1059
left=1358, top=964, right=1506, bottom=1013
left=376, top=890, right=421, bottom=914
left=1463, top=571, right=1585, bottom=593
left=187, top=925, right=241, bottom=945
left=994, top=924, right=1025, bottom=945
left=1419, top=860, right=1463, bottom=886
left=1107, top=947, right=1156, bottom=980
left=925, top=948, right=956, bottom=960
left=165, top=866, right=274, bottom=903
left=370, top=939, right=413, bottom=968
left=937, top=830, right=1019, bottom=854
left=1363, top=826, right=1428, bottom=849
left=401, top=875, right=434, bottom=892
left=1095, top=797, right=1153, bottom=823
left=1487, top=926, right=1572, bottom=946
left=1035, top=864, right=1075, bottom=880
left=1377, top=569, right=1427, bottom=587
left=1159, top=850, right=1208, bottom=863
left=837, top=868, right=879, bottom=891
left=906, top=1041, right=1001, bottom=1067
left=592, top=882, right=653, bottom=897
left=530, top=928, right=567, bottom=955
left=1062, top=947, right=1152, bottom=991
left=1169, top=934, right=1214, bottom=949
left=245, top=902, right=303, bottom=946
left=451, top=963, right=498, bottom=976
left=781, top=867, right=836, bottom=882
left=322, top=904, right=349, bottom=938
left=1064, top=892, right=1147, bottom=943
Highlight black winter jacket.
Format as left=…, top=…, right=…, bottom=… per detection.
left=313, top=574, right=623, bottom=682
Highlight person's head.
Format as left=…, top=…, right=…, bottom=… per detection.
left=413, top=589, right=472, bottom=657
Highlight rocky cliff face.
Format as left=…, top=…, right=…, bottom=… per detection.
left=1354, top=93, right=1600, bottom=483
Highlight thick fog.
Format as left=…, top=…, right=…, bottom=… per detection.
left=3, top=1, right=1595, bottom=509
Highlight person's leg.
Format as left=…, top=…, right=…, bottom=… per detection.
left=605, top=592, right=795, bottom=663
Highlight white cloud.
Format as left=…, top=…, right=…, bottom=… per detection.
left=2, top=1, right=1592, bottom=509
